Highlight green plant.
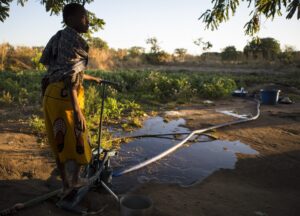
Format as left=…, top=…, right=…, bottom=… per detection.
left=31, top=50, right=46, bottom=71
left=29, top=115, right=45, bottom=134
left=199, top=77, right=237, bottom=98
left=0, top=91, right=14, bottom=105
left=18, top=87, right=29, bottom=106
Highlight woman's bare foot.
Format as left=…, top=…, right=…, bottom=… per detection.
left=72, top=177, right=89, bottom=188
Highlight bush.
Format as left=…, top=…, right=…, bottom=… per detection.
left=199, top=77, right=236, bottom=98
left=31, top=50, right=46, bottom=71
left=0, top=91, right=14, bottom=105
left=29, top=115, right=45, bottom=134
left=221, top=46, right=239, bottom=61
left=145, top=51, right=172, bottom=64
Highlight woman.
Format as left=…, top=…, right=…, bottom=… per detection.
left=40, top=3, right=101, bottom=192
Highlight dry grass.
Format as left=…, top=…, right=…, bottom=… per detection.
left=0, top=43, right=9, bottom=71
left=0, top=153, right=54, bottom=180
left=0, top=154, right=17, bottom=179
left=88, top=48, right=115, bottom=70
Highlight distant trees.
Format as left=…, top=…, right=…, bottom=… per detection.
left=146, top=37, right=161, bottom=54
left=221, top=46, right=239, bottom=61
left=146, top=37, right=171, bottom=64
left=244, top=37, right=281, bottom=60
left=174, top=48, right=188, bottom=62
left=125, top=46, right=146, bottom=65
left=0, top=34, right=298, bottom=71
left=278, top=45, right=296, bottom=64
left=128, top=46, right=145, bottom=58
left=89, top=37, right=109, bottom=50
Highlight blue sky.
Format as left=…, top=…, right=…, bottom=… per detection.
left=0, top=0, right=299, bottom=54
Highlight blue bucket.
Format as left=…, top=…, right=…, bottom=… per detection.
left=260, top=89, right=280, bottom=105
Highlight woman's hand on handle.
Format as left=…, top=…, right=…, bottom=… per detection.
left=70, top=87, right=86, bottom=132
left=94, top=77, right=102, bottom=84
left=74, top=109, right=86, bottom=132
left=83, top=74, right=102, bottom=83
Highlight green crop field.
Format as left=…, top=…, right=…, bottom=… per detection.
left=1, top=69, right=299, bottom=149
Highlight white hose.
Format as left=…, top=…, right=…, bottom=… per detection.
left=113, top=100, right=260, bottom=177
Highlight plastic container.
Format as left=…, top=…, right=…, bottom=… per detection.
left=260, top=89, right=280, bottom=105
left=232, top=87, right=248, bottom=97
left=120, top=195, right=153, bottom=216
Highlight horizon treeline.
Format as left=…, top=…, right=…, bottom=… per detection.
left=0, top=36, right=299, bottom=71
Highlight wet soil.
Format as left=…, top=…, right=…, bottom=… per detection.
left=111, top=117, right=258, bottom=193
left=0, top=88, right=300, bottom=215
left=136, top=97, right=300, bottom=216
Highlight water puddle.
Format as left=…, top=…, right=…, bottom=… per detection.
left=111, top=116, right=258, bottom=193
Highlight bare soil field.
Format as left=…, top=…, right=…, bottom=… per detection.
left=0, top=84, right=299, bottom=216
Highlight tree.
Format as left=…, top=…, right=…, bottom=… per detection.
left=2, top=1, right=299, bottom=38
left=88, top=37, right=109, bottom=50
left=200, top=0, right=300, bottom=35
left=0, top=0, right=105, bottom=37
left=244, top=37, right=281, bottom=60
left=174, top=48, right=188, bottom=61
left=278, top=45, right=296, bottom=64
left=194, top=38, right=213, bottom=53
left=128, top=46, right=145, bottom=58
left=146, top=37, right=161, bottom=54
left=221, top=46, right=239, bottom=61
left=145, top=37, right=172, bottom=64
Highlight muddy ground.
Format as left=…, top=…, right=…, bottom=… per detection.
left=0, top=85, right=299, bottom=216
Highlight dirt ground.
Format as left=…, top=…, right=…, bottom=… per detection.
left=0, top=85, right=299, bottom=216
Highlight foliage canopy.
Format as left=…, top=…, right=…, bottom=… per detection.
left=199, top=0, right=300, bottom=35
left=221, top=46, right=239, bottom=61
left=244, top=37, right=281, bottom=59
left=0, top=0, right=105, bottom=37
left=1, top=0, right=299, bottom=37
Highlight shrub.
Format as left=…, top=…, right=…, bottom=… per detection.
left=145, top=52, right=172, bottom=64
left=18, top=88, right=29, bottom=106
left=199, top=77, right=237, bottom=98
left=0, top=91, right=14, bottom=105
left=31, top=50, right=46, bottom=71
left=29, top=115, right=45, bottom=134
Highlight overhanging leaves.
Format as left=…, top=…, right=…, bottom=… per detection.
left=0, top=0, right=105, bottom=36
left=200, top=0, right=300, bottom=35
left=0, top=0, right=13, bottom=22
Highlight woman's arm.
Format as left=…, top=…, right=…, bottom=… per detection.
left=83, top=74, right=102, bottom=83
left=68, top=73, right=101, bottom=132
left=70, top=88, right=86, bottom=132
